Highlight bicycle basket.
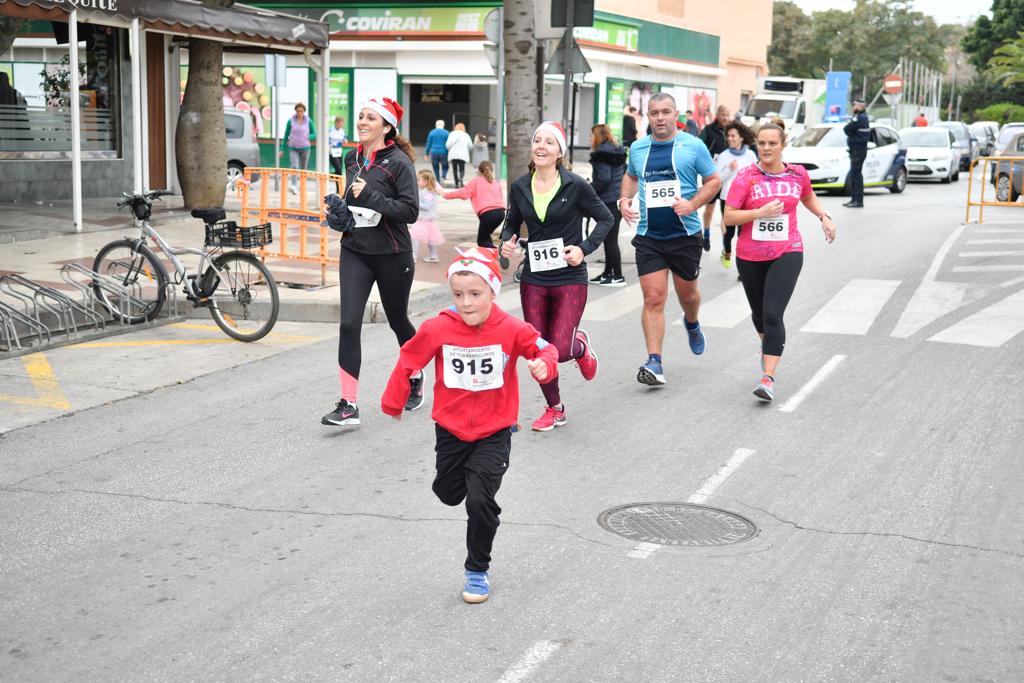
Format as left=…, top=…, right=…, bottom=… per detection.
left=205, top=221, right=273, bottom=249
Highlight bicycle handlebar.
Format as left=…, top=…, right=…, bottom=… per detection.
left=117, top=189, right=171, bottom=210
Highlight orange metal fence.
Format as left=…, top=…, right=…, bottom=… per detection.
left=239, top=167, right=345, bottom=286
left=965, top=155, right=1024, bottom=224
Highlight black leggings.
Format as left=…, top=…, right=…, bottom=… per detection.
left=736, top=251, right=803, bottom=357
left=338, top=248, right=416, bottom=379
left=720, top=199, right=738, bottom=255
left=598, top=201, right=623, bottom=277
left=451, top=159, right=466, bottom=187
left=477, top=208, right=506, bottom=247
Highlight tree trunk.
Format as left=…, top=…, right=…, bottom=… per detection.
left=1, top=17, right=28, bottom=60
left=503, top=0, right=538, bottom=185
left=175, top=38, right=227, bottom=209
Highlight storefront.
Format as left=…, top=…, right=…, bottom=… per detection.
left=0, top=0, right=327, bottom=231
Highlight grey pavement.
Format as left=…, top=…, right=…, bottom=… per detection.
left=2, top=173, right=1023, bottom=681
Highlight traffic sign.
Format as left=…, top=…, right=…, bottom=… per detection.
left=545, top=34, right=591, bottom=75
left=883, top=73, right=903, bottom=94
left=484, top=8, right=501, bottom=45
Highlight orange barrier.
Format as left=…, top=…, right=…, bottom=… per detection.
left=965, top=155, right=1024, bottom=224
left=239, top=167, right=345, bottom=285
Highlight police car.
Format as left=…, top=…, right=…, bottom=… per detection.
left=784, top=122, right=908, bottom=194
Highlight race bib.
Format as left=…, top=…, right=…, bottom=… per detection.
left=645, top=179, right=679, bottom=208
left=330, top=147, right=343, bottom=158
left=752, top=214, right=789, bottom=242
left=528, top=237, right=567, bottom=272
left=442, top=344, right=504, bottom=392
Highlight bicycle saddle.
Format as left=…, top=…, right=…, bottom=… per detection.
left=191, top=207, right=226, bottom=224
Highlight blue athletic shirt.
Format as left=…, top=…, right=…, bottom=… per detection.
left=627, top=131, right=717, bottom=239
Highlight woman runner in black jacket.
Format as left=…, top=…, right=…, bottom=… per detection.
left=322, top=97, right=423, bottom=427
left=499, top=121, right=614, bottom=432
left=588, top=123, right=627, bottom=286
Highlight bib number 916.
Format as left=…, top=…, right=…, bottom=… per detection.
left=527, top=237, right=567, bottom=272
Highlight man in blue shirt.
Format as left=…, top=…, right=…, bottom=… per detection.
left=843, top=98, right=870, bottom=208
left=425, top=119, right=450, bottom=184
left=619, top=92, right=722, bottom=387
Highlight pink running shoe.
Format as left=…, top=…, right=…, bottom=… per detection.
left=531, top=404, right=567, bottom=432
left=574, top=329, right=599, bottom=381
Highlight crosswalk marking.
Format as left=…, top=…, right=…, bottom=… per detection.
left=958, top=251, right=1024, bottom=258
left=582, top=284, right=643, bottom=322
left=928, top=290, right=1024, bottom=347
left=972, top=229, right=1022, bottom=234
left=800, top=279, right=900, bottom=336
left=952, top=265, right=1024, bottom=273
left=891, top=280, right=969, bottom=339
left=669, top=284, right=750, bottom=328
left=966, top=239, right=1024, bottom=245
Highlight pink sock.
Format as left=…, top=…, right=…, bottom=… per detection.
left=339, top=368, right=359, bottom=404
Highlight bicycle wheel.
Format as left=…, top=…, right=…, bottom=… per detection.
left=204, top=251, right=279, bottom=342
left=92, top=239, right=168, bottom=323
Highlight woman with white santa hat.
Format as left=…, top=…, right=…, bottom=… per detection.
left=498, top=121, right=614, bottom=432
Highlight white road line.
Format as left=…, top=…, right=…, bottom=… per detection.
left=581, top=283, right=642, bottom=322
left=952, top=265, right=1024, bottom=273
left=800, top=279, right=900, bottom=335
left=972, top=229, right=1023, bottom=234
left=928, top=290, right=1024, bottom=348
left=497, top=640, right=564, bottom=683
left=671, top=284, right=749, bottom=328
left=958, top=251, right=1024, bottom=258
left=687, top=448, right=757, bottom=505
left=779, top=354, right=846, bottom=413
left=891, top=280, right=968, bottom=339
left=966, top=238, right=1024, bottom=245
left=926, top=225, right=965, bottom=282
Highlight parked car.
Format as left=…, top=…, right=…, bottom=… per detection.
left=899, top=126, right=960, bottom=183
left=969, top=121, right=998, bottom=156
left=994, top=122, right=1024, bottom=155
left=992, top=129, right=1024, bottom=203
left=225, top=109, right=260, bottom=190
left=933, top=121, right=978, bottom=170
left=785, top=122, right=908, bottom=194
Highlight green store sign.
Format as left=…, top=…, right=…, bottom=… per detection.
left=316, top=7, right=487, bottom=34
left=574, top=19, right=639, bottom=52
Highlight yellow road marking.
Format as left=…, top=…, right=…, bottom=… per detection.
left=0, top=353, right=71, bottom=410
left=69, top=334, right=320, bottom=349
left=169, top=323, right=224, bottom=331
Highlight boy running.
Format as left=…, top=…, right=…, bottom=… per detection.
left=381, top=247, right=559, bottom=603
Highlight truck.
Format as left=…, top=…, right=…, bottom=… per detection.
left=741, top=77, right=828, bottom=140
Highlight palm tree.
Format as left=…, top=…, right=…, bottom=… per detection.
left=988, top=31, right=1024, bottom=87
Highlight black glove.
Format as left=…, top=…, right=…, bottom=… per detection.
left=323, top=194, right=355, bottom=233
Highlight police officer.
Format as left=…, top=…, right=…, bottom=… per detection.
left=843, top=98, right=870, bottom=208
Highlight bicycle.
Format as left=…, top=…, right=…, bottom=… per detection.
left=92, top=190, right=280, bottom=342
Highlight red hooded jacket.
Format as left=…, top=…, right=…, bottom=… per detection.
left=381, top=305, right=559, bottom=442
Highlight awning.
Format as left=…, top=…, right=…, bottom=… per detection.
left=0, top=0, right=329, bottom=50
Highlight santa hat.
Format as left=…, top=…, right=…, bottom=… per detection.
left=447, top=247, right=502, bottom=296
left=534, top=121, right=567, bottom=155
left=361, top=97, right=404, bottom=128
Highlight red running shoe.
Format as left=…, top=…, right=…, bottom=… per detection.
left=574, top=329, right=599, bottom=381
left=531, top=404, right=567, bottom=432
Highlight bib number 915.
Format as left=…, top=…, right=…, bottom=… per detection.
left=450, top=357, right=494, bottom=375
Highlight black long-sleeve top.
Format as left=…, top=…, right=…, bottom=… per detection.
left=341, top=142, right=419, bottom=255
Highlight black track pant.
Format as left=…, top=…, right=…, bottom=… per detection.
left=477, top=208, right=506, bottom=247
left=598, top=201, right=623, bottom=277
left=849, top=147, right=866, bottom=203
left=719, top=199, right=738, bottom=255
left=432, top=424, right=511, bottom=572
left=451, top=159, right=466, bottom=187
left=736, top=251, right=803, bottom=357
left=338, top=248, right=416, bottom=379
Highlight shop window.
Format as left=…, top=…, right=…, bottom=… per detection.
left=0, top=22, right=123, bottom=159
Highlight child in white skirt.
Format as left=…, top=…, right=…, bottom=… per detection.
left=411, top=169, right=445, bottom=262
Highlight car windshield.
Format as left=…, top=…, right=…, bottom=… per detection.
left=791, top=126, right=846, bottom=148
left=968, top=124, right=989, bottom=137
left=900, top=130, right=949, bottom=147
left=997, top=125, right=1024, bottom=146
left=746, top=98, right=797, bottom=119
left=936, top=123, right=968, bottom=141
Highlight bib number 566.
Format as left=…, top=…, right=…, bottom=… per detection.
left=758, top=219, right=786, bottom=233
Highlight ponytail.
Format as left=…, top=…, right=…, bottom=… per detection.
left=478, top=160, right=495, bottom=183
left=385, top=127, right=417, bottom=161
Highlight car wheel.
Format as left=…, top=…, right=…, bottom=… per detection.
left=889, top=166, right=907, bottom=194
left=226, top=162, right=245, bottom=191
left=995, top=174, right=1020, bottom=203
left=952, top=168, right=960, bottom=182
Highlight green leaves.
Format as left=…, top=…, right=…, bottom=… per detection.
left=987, top=31, right=1024, bottom=86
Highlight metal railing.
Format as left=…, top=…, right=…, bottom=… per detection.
left=965, top=155, right=1024, bottom=224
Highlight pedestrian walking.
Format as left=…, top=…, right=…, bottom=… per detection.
left=321, top=97, right=422, bottom=427
left=281, top=102, right=316, bottom=194
left=843, top=98, right=870, bottom=208
left=498, top=121, right=613, bottom=432
left=410, top=170, right=445, bottom=263
left=723, top=122, right=837, bottom=401
left=588, top=123, right=628, bottom=287
left=381, top=247, right=559, bottom=604
left=683, top=109, right=700, bottom=136
left=619, top=92, right=721, bottom=388
left=622, top=105, right=640, bottom=149
left=446, top=122, right=473, bottom=188
left=328, top=116, right=347, bottom=192
left=715, top=121, right=757, bottom=269
left=443, top=160, right=506, bottom=247
left=425, top=119, right=450, bottom=184
left=699, top=105, right=731, bottom=252
left=471, top=133, right=489, bottom=166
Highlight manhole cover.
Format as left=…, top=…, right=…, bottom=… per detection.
left=598, top=502, right=758, bottom=547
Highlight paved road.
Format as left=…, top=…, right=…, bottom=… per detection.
left=2, top=176, right=1023, bottom=681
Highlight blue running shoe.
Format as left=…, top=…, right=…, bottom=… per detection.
left=685, top=320, right=705, bottom=355
left=462, top=570, right=490, bottom=603
left=702, top=228, right=711, bottom=252
left=637, top=356, right=666, bottom=387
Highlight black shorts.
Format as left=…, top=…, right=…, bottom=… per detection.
left=632, top=233, right=703, bottom=280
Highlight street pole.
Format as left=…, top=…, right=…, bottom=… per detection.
left=497, top=8, right=505, bottom=182
left=561, top=0, right=574, bottom=134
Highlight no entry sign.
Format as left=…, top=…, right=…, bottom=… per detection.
left=883, top=73, right=904, bottom=94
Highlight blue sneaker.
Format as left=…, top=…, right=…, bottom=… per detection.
left=702, top=228, right=711, bottom=252
left=685, top=320, right=705, bottom=355
left=462, top=570, right=490, bottom=603
left=637, top=356, right=666, bottom=387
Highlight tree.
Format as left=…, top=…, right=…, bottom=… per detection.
left=987, top=31, right=1024, bottom=86
left=502, top=0, right=538, bottom=185
left=767, top=1, right=814, bottom=78
left=962, top=0, right=1024, bottom=71
left=175, top=0, right=234, bottom=209
left=1, top=16, right=28, bottom=60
